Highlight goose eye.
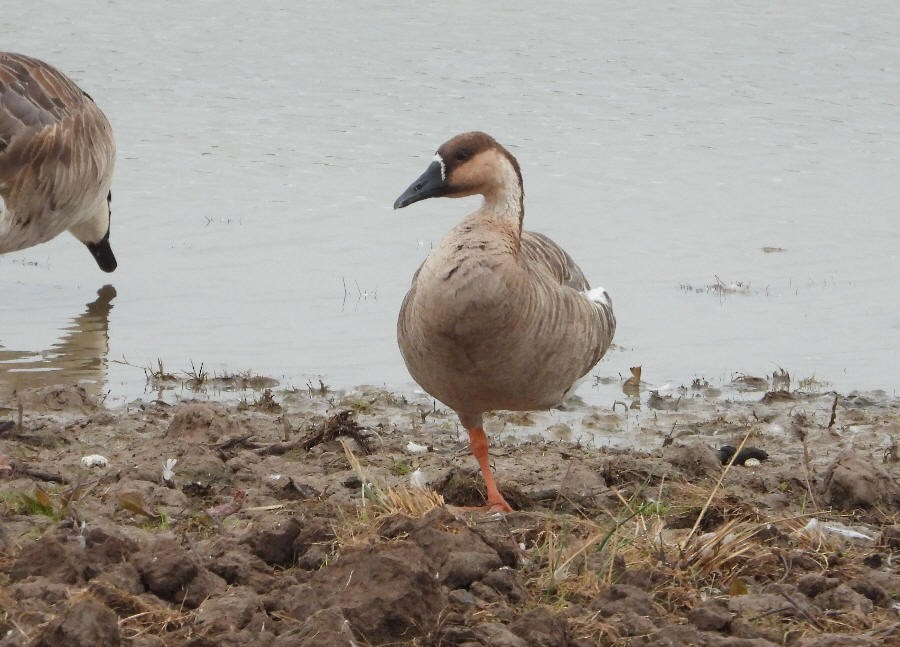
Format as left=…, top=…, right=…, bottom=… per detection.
left=454, top=149, right=471, bottom=162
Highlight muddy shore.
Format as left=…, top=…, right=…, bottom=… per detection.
left=0, top=379, right=897, bottom=646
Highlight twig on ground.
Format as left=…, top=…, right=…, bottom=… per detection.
left=778, top=589, right=824, bottom=630
left=298, top=410, right=374, bottom=454
left=213, top=433, right=256, bottom=452
left=827, top=392, right=839, bottom=431
left=6, top=459, right=69, bottom=484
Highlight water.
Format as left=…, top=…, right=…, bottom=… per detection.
left=1, top=1, right=898, bottom=408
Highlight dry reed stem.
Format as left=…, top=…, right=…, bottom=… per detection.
left=680, top=426, right=753, bottom=550
left=340, top=439, right=444, bottom=518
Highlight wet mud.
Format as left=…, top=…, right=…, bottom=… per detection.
left=0, top=382, right=897, bottom=646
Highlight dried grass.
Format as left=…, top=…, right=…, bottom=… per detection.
left=524, top=465, right=884, bottom=636
left=340, top=439, right=444, bottom=518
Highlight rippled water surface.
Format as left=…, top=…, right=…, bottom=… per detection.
left=1, top=1, right=898, bottom=407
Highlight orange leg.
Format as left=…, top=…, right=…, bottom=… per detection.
left=468, top=426, right=513, bottom=513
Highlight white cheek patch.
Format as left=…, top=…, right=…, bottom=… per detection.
left=433, top=153, right=446, bottom=181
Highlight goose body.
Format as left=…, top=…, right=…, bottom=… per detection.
left=395, top=132, right=615, bottom=511
left=0, top=52, right=117, bottom=271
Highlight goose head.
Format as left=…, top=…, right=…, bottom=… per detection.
left=70, top=189, right=117, bottom=272
left=394, top=131, right=523, bottom=210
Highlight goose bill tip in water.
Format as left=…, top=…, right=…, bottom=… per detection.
left=393, top=157, right=448, bottom=209
left=86, top=234, right=117, bottom=273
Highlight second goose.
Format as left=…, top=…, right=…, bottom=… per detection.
left=0, top=52, right=117, bottom=271
left=394, top=131, right=616, bottom=512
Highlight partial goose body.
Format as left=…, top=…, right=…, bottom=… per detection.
left=0, top=52, right=117, bottom=271
left=395, top=131, right=615, bottom=512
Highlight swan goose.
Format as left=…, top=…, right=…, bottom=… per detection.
left=394, top=132, right=615, bottom=512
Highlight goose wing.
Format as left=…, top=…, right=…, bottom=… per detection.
left=0, top=53, right=113, bottom=212
left=520, top=230, right=590, bottom=291
left=520, top=229, right=616, bottom=372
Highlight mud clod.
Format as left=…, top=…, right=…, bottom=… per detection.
left=31, top=597, right=121, bottom=647
left=132, top=537, right=198, bottom=601
left=820, top=449, right=900, bottom=509
left=510, top=606, right=570, bottom=646
left=687, top=599, right=734, bottom=631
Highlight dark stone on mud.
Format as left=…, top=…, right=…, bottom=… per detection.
left=716, top=445, right=769, bottom=466
left=687, top=599, right=733, bottom=631
left=591, top=584, right=663, bottom=619
left=132, top=537, right=198, bottom=601
left=481, top=566, right=527, bottom=603
left=862, top=552, right=885, bottom=568
left=244, top=516, right=302, bottom=566
left=814, top=583, right=874, bottom=614
left=796, top=573, right=839, bottom=598
left=9, top=534, right=81, bottom=584
left=30, top=597, right=120, bottom=647
left=820, top=449, right=900, bottom=510
left=664, top=443, right=722, bottom=477
left=510, top=606, right=570, bottom=647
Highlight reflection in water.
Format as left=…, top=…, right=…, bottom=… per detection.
left=0, top=286, right=116, bottom=398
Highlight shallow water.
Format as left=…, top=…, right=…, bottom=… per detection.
left=1, top=1, right=898, bottom=409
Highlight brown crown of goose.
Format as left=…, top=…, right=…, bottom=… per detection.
left=436, top=132, right=524, bottom=204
